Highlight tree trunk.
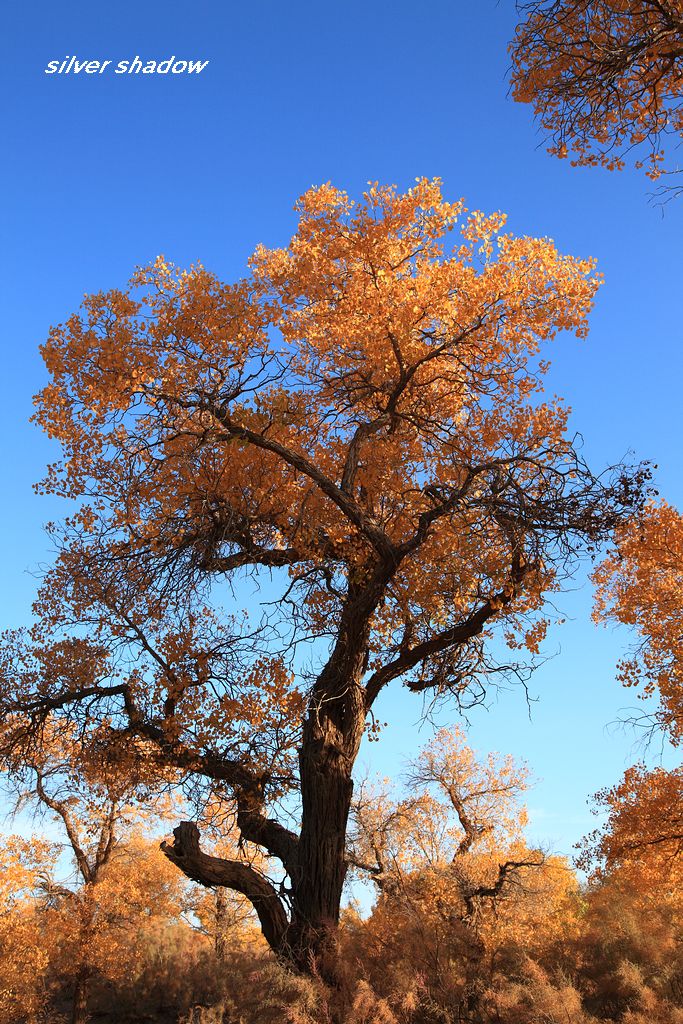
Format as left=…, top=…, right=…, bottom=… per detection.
left=214, top=887, right=228, bottom=962
left=287, top=657, right=368, bottom=977
left=289, top=737, right=354, bottom=971
left=161, top=576, right=389, bottom=983
left=71, top=969, right=90, bottom=1024
left=282, top=573, right=389, bottom=978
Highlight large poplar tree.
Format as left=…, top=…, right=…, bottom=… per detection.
left=0, top=180, right=648, bottom=974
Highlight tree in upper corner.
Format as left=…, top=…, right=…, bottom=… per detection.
left=0, top=179, right=650, bottom=979
left=510, top=1, right=683, bottom=187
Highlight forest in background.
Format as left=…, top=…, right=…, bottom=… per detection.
left=2, top=724, right=682, bottom=1024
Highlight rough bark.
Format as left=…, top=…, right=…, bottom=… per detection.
left=71, top=969, right=90, bottom=1024
left=283, top=572, right=386, bottom=971
left=214, top=888, right=228, bottom=963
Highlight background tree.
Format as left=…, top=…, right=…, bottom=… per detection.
left=562, top=498, right=683, bottom=1024
left=590, top=501, right=683, bottom=878
left=0, top=179, right=649, bottom=978
left=0, top=828, right=200, bottom=1024
left=579, top=762, right=683, bottom=882
left=349, top=727, right=557, bottom=1018
left=0, top=722, right=186, bottom=1024
left=594, top=500, right=683, bottom=742
left=0, top=834, right=56, bottom=1024
left=573, top=768, right=683, bottom=1024
left=510, top=1, right=683, bottom=188
left=349, top=726, right=538, bottom=905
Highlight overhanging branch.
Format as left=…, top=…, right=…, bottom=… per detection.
left=161, top=821, right=290, bottom=953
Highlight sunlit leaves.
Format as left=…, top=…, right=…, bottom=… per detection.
left=593, top=501, right=683, bottom=742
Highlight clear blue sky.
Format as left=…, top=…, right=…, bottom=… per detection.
left=1, top=0, right=681, bottom=859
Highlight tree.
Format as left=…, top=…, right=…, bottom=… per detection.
left=574, top=771, right=683, bottom=1024
left=349, top=726, right=539, bottom=912
left=0, top=830, right=192, bottom=1024
left=510, top=1, right=683, bottom=186
left=593, top=500, right=683, bottom=743
left=586, top=503, right=682, bottom=925
left=348, top=729, right=577, bottom=1021
left=0, top=179, right=649, bottom=978
left=0, top=722, right=185, bottom=1024
left=579, top=762, right=683, bottom=880
left=0, top=834, right=56, bottom=1024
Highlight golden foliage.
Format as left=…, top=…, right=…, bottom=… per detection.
left=511, top=0, right=683, bottom=180
left=594, top=501, right=683, bottom=742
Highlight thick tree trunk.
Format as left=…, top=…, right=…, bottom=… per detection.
left=71, top=969, right=90, bottom=1024
left=288, top=735, right=355, bottom=971
left=286, top=626, right=369, bottom=977
left=161, top=575, right=390, bottom=982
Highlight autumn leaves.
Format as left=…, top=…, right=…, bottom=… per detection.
left=510, top=0, right=683, bottom=184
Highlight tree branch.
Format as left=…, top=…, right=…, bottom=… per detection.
left=364, top=580, right=524, bottom=709
left=161, top=821, right=289, bottom=954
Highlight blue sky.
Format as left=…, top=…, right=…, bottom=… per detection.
left=1, top=0, right=681, bottom=860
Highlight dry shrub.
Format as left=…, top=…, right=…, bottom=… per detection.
left=481, top=958, right=596, bottom=1024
